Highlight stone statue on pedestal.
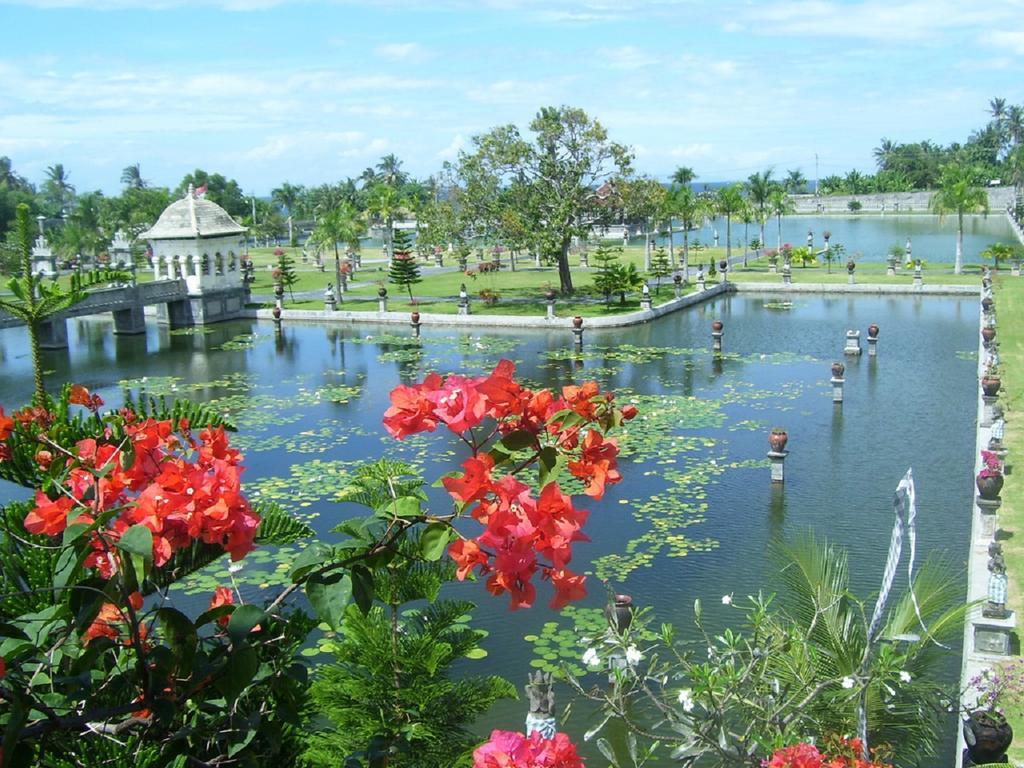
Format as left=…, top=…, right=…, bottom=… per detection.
left=524, top=671, right=556, bottom=739
left=985, top=542, right=1009, bottom=619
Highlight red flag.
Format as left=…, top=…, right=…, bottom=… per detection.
left=194, top=184, right=208, bottom=197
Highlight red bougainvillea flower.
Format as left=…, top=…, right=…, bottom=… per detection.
left=427, top=374, right=489, bottom=434
left=0, top=406, right=13, bottom=441
left=448, top=538, right=490, bottom=580
left=69, top=384, right=104, bottom=411
left=473, top=729, right=585, bottom=768
left=546, top=569, right=587, bottom=611
left=382, top=372, right=443, bottom=439
left=83, top=591, right=145, bottom=646
left=567, top=431, right=621, bottom=500
left=0, top=656, right=6, bottom=678
left=208, top=586, right=236, bottom=627
left=443, top=454, right=496, bottom=504
left=24, top=492, right=76, bottom=537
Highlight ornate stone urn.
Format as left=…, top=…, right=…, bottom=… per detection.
left=768, top=429, right=788, bottom=452
left=977, top=472, right=1004, bottom=500
left=605, top=594, right=634, bottom=634
left=831, top=361, right=845, bottom=377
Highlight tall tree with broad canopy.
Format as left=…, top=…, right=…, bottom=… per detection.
left=715, top=183, right=745, bottom=264
left=310, top=203, right=364, bottom=292
left=930, top=162, right=989, bottom=274
left=457, top=106, right=631, bottom=295
left=746, top=169, right=774, bottom=253
left=667, top=185, right=708, bottom=279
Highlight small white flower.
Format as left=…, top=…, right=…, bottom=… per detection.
left=721, top=594, right=732, bottom=605
left=707, top=646, right=716, bottom=658
left=841, top=677, right=855, bottom=689
left=899, top=670, right=912, bottom=683
left=582, top=647, right=600, bottom=666
left=228, top=561, right=245, bottom=574
left=625, top=646, right=643, bottom=665
left=677, top=689, right=695, bottom=712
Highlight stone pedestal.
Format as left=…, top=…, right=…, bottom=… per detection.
left=972, top=606, right=1016, bottom=656
left=982, top=395, right=999, bottom=427
left=887, top=265, right=896, bottom=276
left=572, top=327, right=583, bottom=350
left=767, top=450, right=788, bottom=484
left=782, top=267, right=792, bottom=285
left=38, top=318, right=69, bottom=349
left=844, top=329, right=862, bottom=355
left=696, top=277, right=705, bottom=292
left=719, top=271, right=727, bottom=284
left=434, top=254, right=444, bottom=267
left=580, top=253, right=589, bottom=268
left=674, top=283, right=682, bottom=299
left=977, top=496, right=1001, bottom=539
left=768, top=262, right=777, bottom=273
left=458, top=300, right=470, bottom=316
left=831, top=376, right=845, bottom=403
left=1013, top=262, right=1021, bottom=277
left=913, top=268, right=923, bottom=288
left=848, top=273, right=855, bottom=285
left=711, top=331, right=723, bottom=353
left=113, top=304, right=146, bottom=335
left=546, top=299, right=556, bottom=320
left=378, top=297, right=388, bottom=313
left=641, top=297, right=652, bottom=311
left=525, top=714, right=557, bottom=740
left=867, top=336, right=878, bottom=356
left=411, top=319, right=421, bottom=338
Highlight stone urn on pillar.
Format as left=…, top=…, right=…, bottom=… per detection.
left=982, top=326, right=997, bottom=345
left=768, top=428, right=788, bottom=452
left=982, top=375, right=1002, bottom=396
left=605, top=594, right=634, bottom=634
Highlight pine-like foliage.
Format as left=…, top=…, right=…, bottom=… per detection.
left=302, top=539, right=516, bottom=768
left=388, top=228, right=421, bottom=301
left=591, top=242, right=622, bottom=305
left=648, top=245, right=671, bottom=294
left=276, top=249, right=300, bottom=301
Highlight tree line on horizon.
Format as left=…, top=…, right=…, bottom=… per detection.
left=1, top=97, right=1020, bottom=286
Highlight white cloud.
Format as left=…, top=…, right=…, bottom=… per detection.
left=374, top=42, right=427, bottom=60
left=436, top=133, right=466, bottom=160
left=339, top=137, right=389, bottom=158
left=669, top=143, right=713, bottom=159
left=983, top=30, right=1024, bottom=54
left=597, top=45, right=659, bottom=70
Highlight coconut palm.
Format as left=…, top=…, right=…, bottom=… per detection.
left=784, top=169, right=807, bottom=194
left=990, top=97, right=1007, bottom=121
left=873, top=138, right=897, bottom=170
left=120, top=163, right=147, bottom=190
left=930, top=162, right=989, bottom=274
left=271, top=182, right=304, bottom=217
left=366, top=184, right=404, bottom=263
left=769, top=187, right=796, bottom=250
left=375, top=154, right=408, bottom=188
left=43, top=164, right=75, bottom=214
left=310, top=203, right=364, bottom=292
left=746, top=169, right=774, bottom=252
left=669, top=186, right=707, bottom=278
left=671, top=166, right=697, bottom=187
left=715, top=183, right=745, bottom=264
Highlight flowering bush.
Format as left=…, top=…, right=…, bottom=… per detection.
left=766, top=737, right=893, bottom=768
left=980, top=449, right=1003, bottom=478
left=968, top=659, right=1024, bottom=723
left=382, top=359, right=633, bottom=610
left=473, top=729, right=584, bottom=768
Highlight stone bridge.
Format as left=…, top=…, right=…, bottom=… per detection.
left=0, top=279, right=249, bottom=348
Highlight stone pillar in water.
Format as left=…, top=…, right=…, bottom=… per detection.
left=844, top=329, right=861, bottom=356
left=711, top=320, right=723, bottom=353
left=831, top=361, right=845, bottom=404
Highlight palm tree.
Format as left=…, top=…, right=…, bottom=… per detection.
left=310, top=204, right=364, bottom=292
left=43, top=164, right=75, bottom=213
left=990, top=97, right=1007, bottom=121
left=873, top=138, right=897, bottom=170
left=671, top=166, right=697, bottom=187
left=670, top=186, right=707, bottom=278
left=375, top=154, right=407, bottom=188
left=366, top=184, right=404, bottom=263
left=746, top=169, right=774, bottom=252
left=739, top=199, right=756, bottom=264
left=784, top=169, right=807, bottom=194
left=120, top=163, right=147, bottom=190
left=271, top=182, right=304, bottom=216
left=715, top=184, right=745, bottom=264
left=0, top=205, right=86, bottom=403
left=1005, top=105, right=1024, bottom=147
left=930, top=162, right=989, bottom=274
left=769, top=187, right=796, bottom=250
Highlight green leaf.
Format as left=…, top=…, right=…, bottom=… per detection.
left=538, top=446, right=559, bottom=487
left=157, top=607, right=198, bottom=672
left=377, top=496, right=421, bottom=519
left=52, top=545, right=81, bottom=593
left=290, top=543, right=332, bottom=582
left=116, top=524, right=153, bottom=560
left=217, top=643, right=258, bottom=703
left=419, top=523, right=452, bottom=561
left=499, top=429, right=536, bottom=452
left=226, top=605, right=265, bottom=644
left=351, top=565, right=375, bottom=614
left=306, top=573, right=352, bottom=630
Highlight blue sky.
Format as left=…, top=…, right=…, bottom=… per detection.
left=1, top=0, right=1022, bottom=195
